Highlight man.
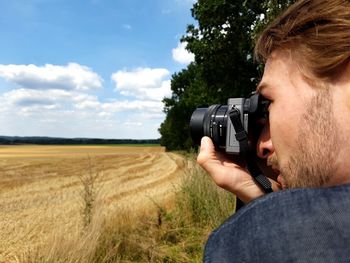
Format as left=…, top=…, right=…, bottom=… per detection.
left=198, top=0, right=350, bottom=262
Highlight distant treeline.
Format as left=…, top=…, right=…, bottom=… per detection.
left=0, top=136, right=160, bottom=145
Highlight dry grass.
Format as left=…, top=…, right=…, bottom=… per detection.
left=0, top=145, right=188, bottom=263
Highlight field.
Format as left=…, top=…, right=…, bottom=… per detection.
left=0, top=145, right=189, bottom=262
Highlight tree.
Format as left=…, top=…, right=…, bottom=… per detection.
left=159, top=0, right=295, bottom=151
left=159, top=64, right=206, bottom=150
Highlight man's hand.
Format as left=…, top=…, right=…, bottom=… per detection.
left=197, top=136, right=281, bottom=203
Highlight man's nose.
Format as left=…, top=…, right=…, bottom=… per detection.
left=256, top=123, right=274, bottom=159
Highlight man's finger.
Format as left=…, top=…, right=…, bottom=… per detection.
left=200, top=136, right=214, bottom=153
left=197, top=136, right=215, bottom=166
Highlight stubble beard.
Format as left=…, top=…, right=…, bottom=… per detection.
left=279, top=88, right=340, bottom=188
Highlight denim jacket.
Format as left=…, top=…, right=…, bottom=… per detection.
left=204, top=184, right=350, bottom=263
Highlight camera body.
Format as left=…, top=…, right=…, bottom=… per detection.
left=190, top=93, right=269, bottom=155
left=190, top=92, right=274, bottom=193
left=225, top=98, right=247, bottom=154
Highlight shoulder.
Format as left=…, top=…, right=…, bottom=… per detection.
left=204, top=184, right=350, bottom=263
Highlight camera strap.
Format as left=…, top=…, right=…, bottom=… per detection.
left=228, top=107, right=273, bottom=194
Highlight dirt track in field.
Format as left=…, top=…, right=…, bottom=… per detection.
left=0, top=145, right=189, bottom=262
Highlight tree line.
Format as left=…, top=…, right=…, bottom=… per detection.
left=0, top=136, right=160, bottom=145
left=159, top=0, right=295, bottom=151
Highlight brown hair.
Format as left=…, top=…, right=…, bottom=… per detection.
left=255, top=0, right=350, bottom=81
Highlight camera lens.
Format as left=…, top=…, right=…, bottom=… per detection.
left=190, top=105, right=228, bottom=150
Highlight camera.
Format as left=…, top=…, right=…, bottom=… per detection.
left=190, top=92, right=273, bottom=193
left=190, top=92, right=270, bottom=155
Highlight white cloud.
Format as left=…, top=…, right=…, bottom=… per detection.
left=111, top=67, right=171, bottom=101
left=102, top=100, right=164, bottom=113
left=3, top=88, right=71, bottom=108
left=0, top=63, right=169, bottom=139
left=72, top=93, right=101, bottom=110
left=172, top=42, right=194, bottom=65
left=124, top=121, right=143, bottom=127
left=1, top=88, right=164, bottom=116
left=0, top=63, right=103, bottom=91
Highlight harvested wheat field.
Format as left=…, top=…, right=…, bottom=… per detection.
left=0, top=145, right=189, bottom=262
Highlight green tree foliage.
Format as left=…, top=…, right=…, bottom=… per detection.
left=252, top=0, right=296, bottom=40
left=159, top=0, right=295, bottom=151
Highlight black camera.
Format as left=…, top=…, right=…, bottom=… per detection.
left=190, top=92, right=270, bottom=155
left=189, top=92, right=273, bottom=193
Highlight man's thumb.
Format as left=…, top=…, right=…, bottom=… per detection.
left=200, top=136, right=215, bottom=153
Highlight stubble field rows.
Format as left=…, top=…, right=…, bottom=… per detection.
left=0, top=145, right=188, bottom=262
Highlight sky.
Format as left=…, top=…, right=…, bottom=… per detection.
left=0, top=0, right=196, bottom=139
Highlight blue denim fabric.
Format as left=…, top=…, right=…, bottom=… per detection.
left=204, top=184, right=350, bottom=263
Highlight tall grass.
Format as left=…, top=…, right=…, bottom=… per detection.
left=22, top=160, right=236, bottom=262
left=78, top=156, right=101, bottom=228
left=176, top=164, right=236, bottom=229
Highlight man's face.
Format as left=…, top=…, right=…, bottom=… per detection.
left=256, top=50, right=341, bottom=189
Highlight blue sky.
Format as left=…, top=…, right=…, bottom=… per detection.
left=0, top=0, right=195, bottom=139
